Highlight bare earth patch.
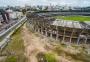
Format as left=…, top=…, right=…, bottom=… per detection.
left=21, top=24, right=51, bottom=62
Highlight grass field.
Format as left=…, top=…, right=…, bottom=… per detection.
left=54, top=16, right=90, bottom=22
left=1, top=27, right=26, bottom=62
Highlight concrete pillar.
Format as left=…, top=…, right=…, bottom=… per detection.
left=77, top=36, right=80, bottom=44
left=37, top=21, right=40, bottom=33
left=70, top=29, right=74, bottom=43
left=85, top=37, right=87, bottom=44
left=56, top=26, right=59, bottom=40
left=41, top=27, right=43, bottom=35
left=50, top=30, right=53, bottom=38
left=45, top=28, right=48, bottom=36
left=56, top=31, right=59, bottom=40
left=35, top=25, right=37, bottom=32
left=38, top=27, right=40, bottom=33
left=34, top=27, right=36, bottom=32
left=62, top=28, right=66, bottom=42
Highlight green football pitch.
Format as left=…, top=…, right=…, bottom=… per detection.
left=54, top=16, right=90, bottom=22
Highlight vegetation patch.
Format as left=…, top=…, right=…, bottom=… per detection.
left=54, top=16, right=90, bottom=22
left=54, top=44, right=90, bottom=62
left=1, top=27, right=26, bottom=62
left=36, top=52, right=57, bottom=62
left=45, top=52, right=57, bottom=62
left=5, top=56, right=17, bottom=62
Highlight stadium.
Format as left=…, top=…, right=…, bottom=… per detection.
left=26, top=11, right=90, bottom=44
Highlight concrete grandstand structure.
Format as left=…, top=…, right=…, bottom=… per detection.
left=26, top=12, right=90, bottom=44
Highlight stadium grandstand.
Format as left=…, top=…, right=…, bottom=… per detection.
left=27, top=11, right=90, bottom=44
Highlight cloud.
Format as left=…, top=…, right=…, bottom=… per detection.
left=0, top=0, right=90, bottom=7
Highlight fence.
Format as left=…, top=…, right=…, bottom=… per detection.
left=0, top=16, right=26, bottom=50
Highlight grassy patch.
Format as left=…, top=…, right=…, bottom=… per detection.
left=1, top=27, right=26, bottom=62
left=45, top=53, right=57, bottom=62
left=36, top=52, right=57, bottom=62
left=54, top=44, right=90, bottom=62
left=5, top=56, right=17, bottom=62
left=0, top=37, right=3, bottom=42
left=54, top=16, right=90, bottom=22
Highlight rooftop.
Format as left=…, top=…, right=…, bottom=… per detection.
left=52, top=19, right=90, bottom=29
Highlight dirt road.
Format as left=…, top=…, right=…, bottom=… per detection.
left=21, top=24, right=50, bottom=62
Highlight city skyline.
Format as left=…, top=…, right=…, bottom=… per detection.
left=0, top=0, right=90, bottom=7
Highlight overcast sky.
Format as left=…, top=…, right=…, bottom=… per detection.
left=0, top=0, right=90, bottom=7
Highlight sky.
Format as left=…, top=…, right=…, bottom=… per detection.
left=0, top=0, right=90, bottom=7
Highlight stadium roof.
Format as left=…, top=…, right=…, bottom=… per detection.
left=51, top=19, right=90, bottom=29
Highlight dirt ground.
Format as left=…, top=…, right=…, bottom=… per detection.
left=21, top=24, right=53, bottom=62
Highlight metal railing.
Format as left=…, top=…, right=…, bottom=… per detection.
left=0, top=16, right=26, bottom=50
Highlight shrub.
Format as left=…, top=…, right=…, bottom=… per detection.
left=45, top=53, right=57, bottom=62
left=5, top=56, right=17, bottom=62
left=37, top=52, right=57, bottom=62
